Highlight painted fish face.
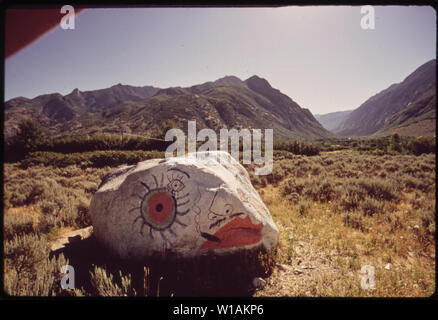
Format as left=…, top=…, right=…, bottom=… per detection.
left=129, top=165, right=265, bottom=254
left=92, top=152, right=278, bottom=259
left=196, top=188, right=263, bottom=251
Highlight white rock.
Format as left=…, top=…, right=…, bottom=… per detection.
left=90, top=151, right=279, bottom=260
left=293, top=269, right=303, bottom=275
left=50, top=226, right=93, bottom=252
left=385, top=263, right=391, bottom=270
left=252, top=277, right=266, bottom=289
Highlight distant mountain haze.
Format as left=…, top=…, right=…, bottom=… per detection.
left=314, top=110, right=353, bottom=132
left=335, top=59, right=436, bottom=137
left=4, top=75, right=334, bottom=141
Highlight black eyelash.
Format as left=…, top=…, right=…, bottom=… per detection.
left=129, top=206, right=141, bottom=214
left=229, top=212, right=244, bottom=219
left=209, top=217, right=227, bottom=230
left=176, top=193, right=190, bottom=201
left=140, top=181, right=150, bottom=192
left=201, top=232, right=221, bottom=243
left=177, top=199, right=190, bottom=206
left=174, top=217, right=187, bottom=227
left=177, top=208, right=190, bottom=216
left=152, top=174, right=158, bottom=188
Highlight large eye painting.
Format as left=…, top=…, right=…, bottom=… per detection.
left=141, top=188, right=176, bottom=230
left=131, top=168, right=191, bottom=241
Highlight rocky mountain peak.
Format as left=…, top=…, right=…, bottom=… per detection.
left=70, top=88, right=81, bottom=96
left=214, top=75, right=242, bottom=85
left=244, top=75, right=273, bottom=90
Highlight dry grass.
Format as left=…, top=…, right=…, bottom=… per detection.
left=3, top=150, right=436, bottom=297
left=251, top=151, right=435, bottom=297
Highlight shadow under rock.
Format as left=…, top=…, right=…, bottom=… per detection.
left=50, top=232, right=272, bottom=297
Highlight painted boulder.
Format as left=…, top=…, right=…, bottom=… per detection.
left=90, top=151, right=279, bottom=260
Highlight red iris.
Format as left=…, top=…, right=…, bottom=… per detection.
left=146, top=192, right=175, bottom=225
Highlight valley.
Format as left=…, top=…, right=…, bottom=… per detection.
left=3, top=59, right=436, bottom=297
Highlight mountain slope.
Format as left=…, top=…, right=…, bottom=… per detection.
left=335, top=59, right=436, bottom=137
left=4, top=84, right=159, bottom=138
left=314, top=110, right=353, bottom=132
left=5, top=76, right=333, bottom=141
left=374, top=86, right=436, bottom=137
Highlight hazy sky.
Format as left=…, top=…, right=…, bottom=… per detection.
left=4, top=6, right=436, bottom=114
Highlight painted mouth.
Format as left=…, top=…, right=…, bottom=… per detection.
left=200, top=216, right=263, bottom=251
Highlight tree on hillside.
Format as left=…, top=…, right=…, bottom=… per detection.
left=407, top=137, right=436, bottom=155
left=14, top=119, right=45, bottom=154
left=153, top=120, right=178, bottom=139
left=390, top=132, right=402, bottom=153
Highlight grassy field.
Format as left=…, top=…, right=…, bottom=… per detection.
left=250, top=150, right=435, bottom=297
left=3, top=149, right=435, bottom=297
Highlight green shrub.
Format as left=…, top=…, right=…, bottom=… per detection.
left=266, top=165, right=286, bottom=185
left=4, top=180, right=45, bottom=207
left=5, top=119, right=46, bottom=161
left=20, top=150, right=165, bottom=169
left=89, top=266, right=136, bottom=297
left=75, top=197, right=92, bottom=228
left=298, top=199, right=310, bottom=216
left=400, top=175, right=421, bottom=191
left=305, top=178, right=340, bottom=202
left=356, top=136, right=435, bottom=156
left=5, top=132, right=171, bottom=162
left=273, top=150, right=294, bottom=159
left=338, top=191, right=362, bottom=212
left=386, top=211, right=404, bottom=231
left=310, top=163, right=324, bottom=176
left=342, top=211, right=366, bottom=231
left=383, top=161, right=399, bottom=173
left=282, top=178, right=306, bottom=196
left=74, top=181, right=98, bottom=194
left=4, top=235, right=68, bottom=297
left=274, top=140, right=320, bottom=156
left=407, top=137, right=436, bottom=156
left=417, top=204, right=435, bottom=239
left=285, top=192, right=300, bottom=204
left=4, top=213, right=36, bottom=240
left=360, top=197, right=384, bottom=216
left=356, top=178, right=398, bottom=201
left=4, top=233, right=50, bottom=279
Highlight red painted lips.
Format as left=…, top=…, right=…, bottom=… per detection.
left=200, top=216, right=263, bottom=251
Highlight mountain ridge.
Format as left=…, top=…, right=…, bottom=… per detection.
left=335, top=59, right=436, bottom=137
left=4, top=75, right=334, bottom=141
